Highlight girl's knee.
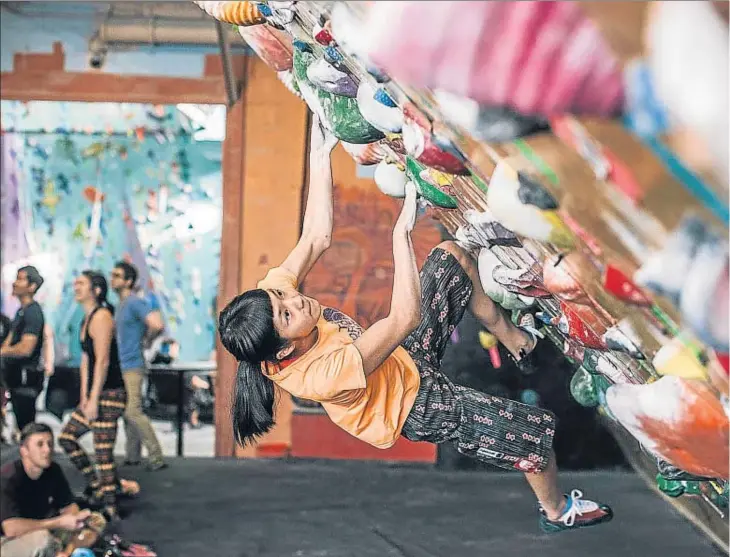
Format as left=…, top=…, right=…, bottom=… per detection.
left=436, top=240, right=463, bottom=257
left=436, top=240, right=474, bottom=274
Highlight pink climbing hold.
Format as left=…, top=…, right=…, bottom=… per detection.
left=402, top=103, right=469, bottom=175
left=238, top=24, right=293, bottom=71
left=365, top=1, right=625, bottom=117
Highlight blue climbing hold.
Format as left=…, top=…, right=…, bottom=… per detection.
left=374, top=88, right=397, bottom=108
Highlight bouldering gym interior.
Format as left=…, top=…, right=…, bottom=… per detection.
left=0, top=2, right=728, bottom=556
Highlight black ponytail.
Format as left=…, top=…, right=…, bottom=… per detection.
left=82, top=270, right=115, bottom=315
left=219, top=289, right=289, bottom=447
left=233, top=360, right=277, bottom=445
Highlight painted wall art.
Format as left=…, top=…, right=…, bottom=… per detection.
left=1, top=100, right=224, bottom=364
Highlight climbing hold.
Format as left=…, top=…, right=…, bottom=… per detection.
left=602, top=264, right=651, bottom=306
left=520, top=389, right=541, bottom=406
left=477, top=249, right=536, bottom=311
left=635, top=215, right=710, bottom=305
left=318, top=94, right=384, bottom=144
left=292, top=43, right=330, bottom=121
left=329, top=2, right=371, bottom=62
left=373, top=159, right=408, bottom=198
left=293, top=46, right=384, bottom=144
left=402, top=103, right=469, bottom=175
left=516, top=173, right=558, bottom=210
left=656, top=458, right=715, bottom=482
left=655, top=475, right=691, bottom=498
left=679, top=234, right=729, bottom=353
left=356, top=82, right=403, bottom=133
left=581, top=350, right=629, bottom=385
left=606, top=376, right=730, bottom=479
left=457, top=209, right=522, bottom=250
left=570, top=367, right=600, bottom=408
left=341, top=141, right=388, bottom=166
left=434, top=90, right=551, bottom=142
left=238, top=24, right=293, bottom=71
left=492, top=263, right=552, bottom=299
left=486, top=162, right=575, bottom=249
left=405, top=157, right=458, bottom=209
left=323, top=46, right=347, bottom=71
left=313, top=19, right=335, bottom=46
left=602, top=321, right=645, bottom=359
left=652, top=338, right=709, bottom=381
left=258, top=1, right=296, bottom=28
left=636, top=215, right=729, bottom=352
left=307, top=57, right=358, bottom=97
left=478, top=331, right=502, bottom=369
left=542, top=253, right=592, bottom=305
left=556, top=302, right=607, bottom=350
left=196, top=1, right=266, bottom=25
left=646, top=1, right=729, bottom=188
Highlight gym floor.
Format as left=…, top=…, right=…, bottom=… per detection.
left=97, top=458, right=717, bottom=556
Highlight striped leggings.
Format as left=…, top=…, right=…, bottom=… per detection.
left=59, top=388, right=127, bottom=508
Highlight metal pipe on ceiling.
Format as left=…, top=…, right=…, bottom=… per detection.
left=2, top=1, right=210, bottom=22
left=98, top=19, right=246, bottom=49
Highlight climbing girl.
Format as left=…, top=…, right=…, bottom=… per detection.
left=219, top=114, right=613, bottom=534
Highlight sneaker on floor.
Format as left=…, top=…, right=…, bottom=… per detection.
left=147, top=459, right=168, bottom=472
left=539, top=489, right=613, bottom=534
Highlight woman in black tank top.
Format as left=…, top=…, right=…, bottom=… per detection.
left=59, top=271, right=128, bottom=519
left=80, top=305, right=124, bottom=392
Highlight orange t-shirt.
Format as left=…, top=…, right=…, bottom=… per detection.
left=257, top=267, right=421, bottom=449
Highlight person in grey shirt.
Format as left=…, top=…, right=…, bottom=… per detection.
left=109, top=262, right=166, bottom=471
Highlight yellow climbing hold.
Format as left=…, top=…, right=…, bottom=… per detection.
left=652, top=338, right=708, bottom=381
left=478, top=331, right=498, bottom=350
left=544, top=211, right=576, bottom=249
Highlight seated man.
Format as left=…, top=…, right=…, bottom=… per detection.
left=0, top=423, right=104, bottom=557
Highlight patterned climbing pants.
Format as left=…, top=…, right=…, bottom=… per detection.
left=400, top=247, right=556, bottom=473
left=59, top=388, right=127, bottom=507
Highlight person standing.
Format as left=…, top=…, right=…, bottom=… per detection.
left=59, top=271, right=127, bottom=520
left=0, top=267, right=46, bottom=436
left=109, top=262, right=166, bottom=470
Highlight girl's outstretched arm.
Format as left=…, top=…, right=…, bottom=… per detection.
left=280, top=113, right=338, bottom=284
left=354, top=183, right=421, bottom=376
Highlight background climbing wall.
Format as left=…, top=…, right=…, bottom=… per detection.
left=0, top=100, right=223, bottom=363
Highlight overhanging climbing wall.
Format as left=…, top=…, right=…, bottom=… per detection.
left=195, top=1, right=729, bottom=549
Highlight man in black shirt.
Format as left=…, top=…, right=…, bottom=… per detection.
left=0, top=312, right=11, bottom=346
left=0, top=423, right=91, bottom=557
left=1, top=310, right=11, bottom=443
left=1, top=267, right=46, bottom=433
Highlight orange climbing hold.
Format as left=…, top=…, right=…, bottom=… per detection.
left=196, top=1, right=266, bottom=26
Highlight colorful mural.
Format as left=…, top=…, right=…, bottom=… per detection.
left=301, top=184, right=441, bottom=329
left=0, top=100, right=223, bottom=363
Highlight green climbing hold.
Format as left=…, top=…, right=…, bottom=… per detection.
left=470, top=172, right=489, bottom=194
left=292, top=44, right=314, bottom=81
left=292, top=46, right=384, bottom=144
left=656, top=475, right=686, bottom=498
left=405, top=157, right=458, bottom=209
left=319, top=94, right=384, bottom=144
left=570, top=367, right=599, bottom=408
